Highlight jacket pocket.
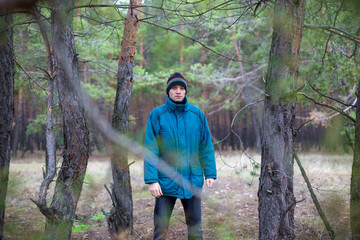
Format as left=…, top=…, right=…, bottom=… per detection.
left=191, top=163, right=203, bottom=176
left=190, top=163, right=204, bottom=190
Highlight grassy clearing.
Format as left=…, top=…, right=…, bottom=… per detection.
left=3, top=152, right=353, bottom=239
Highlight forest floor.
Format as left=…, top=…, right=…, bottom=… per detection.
left=3, top=151, right=352, bottom=240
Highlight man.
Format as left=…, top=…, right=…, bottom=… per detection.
left=144, top=72, right=217, bottom=240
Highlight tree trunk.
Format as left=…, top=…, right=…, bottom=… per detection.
left=0, top=13, right=14, bottom=240
left=108, top=0, right=142, bottom=238
left=258, top=0, right=305, bottom=239
left=20, top=93, right=27, bottom=154
left=38, top=0, right=90, bottom=239
left=30, top=3, right=57, bottom=214
left=351, top=79, right=360, bottom=239
left=28, top=101, right=36, bottom=153
left=11, top=89, right=22, bottom=157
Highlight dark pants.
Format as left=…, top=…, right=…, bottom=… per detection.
left=153, top=195, right=203, bottom=240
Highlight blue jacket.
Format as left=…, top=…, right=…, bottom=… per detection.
left=144, top=96, right=217, bottom=199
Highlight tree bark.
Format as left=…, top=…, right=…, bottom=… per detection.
left=11, top=89, right=22, bottom=157
left=108, top=0, right=142, bottom=238
left=30, top=4, right=57, bottom=211
left=20, top=93, right=27, bottom=154
left=36, top=0, right=90, bottom=239
left=258, top=0, right=305, bottom=239
left=0, top=13, right=14, bottom=240
left=351, top=80, right=360, bottom=239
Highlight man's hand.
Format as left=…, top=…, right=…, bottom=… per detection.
left=206, top=178, right=215, bottom=188
left=149, top=182, right=163, bottom=198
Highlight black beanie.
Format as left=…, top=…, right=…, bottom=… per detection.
left=166, top=72, right=188, bottom=95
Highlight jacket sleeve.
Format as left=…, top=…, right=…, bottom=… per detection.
left=200, top=113, right=217, bottom=179
left=144, top=113, right=160, bottom=184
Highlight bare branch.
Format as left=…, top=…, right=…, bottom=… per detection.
left=282, top=197, right=306, bottom=222
left=30, top=198, right=58, bottom=222
left=327, top=98, right=357, bottom=119
left=230, top=98, right=264, bottom=129
left=294, top=118, right=315, bottom=138
left=298, top=92, right=356, bottom=123
left=307, top=80, right=355, bottom=107
left=71, top=1, right=248, bottom=19
left=213, top=98, right=263, bottom=165
left=294, top=152, right=335, bottom=239
left=304, top=23, right=360, bottom=44
left=0, top=19, right=36, bottom=33
left=139, top=19, right=257, bottom=64
left=14, top=58, right=46, bottom=90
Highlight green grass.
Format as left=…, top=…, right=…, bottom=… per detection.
left=5, top=153, right=353, bottom=239
left=216, top=225, right=234, bottom=240
left=91, top=212, right=105, bottom=221
left=133, top=188, right=152, bottom=198
left=72, top=222, right=90, bottom=233
left=4, top=223, right=22, bottom=234
left=6, top=173, right=25, bottom=197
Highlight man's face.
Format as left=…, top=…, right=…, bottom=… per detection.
left=168, top=85, right=186, bottom=102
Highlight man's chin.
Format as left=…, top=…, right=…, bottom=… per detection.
left=171, top=97, right=184, bottom=102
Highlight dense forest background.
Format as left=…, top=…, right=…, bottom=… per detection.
left=1, top=0, right=360, bottom=239
left=10, top=0, right=357, bottom=157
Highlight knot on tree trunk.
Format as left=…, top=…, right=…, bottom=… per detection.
left=31, top=198, right=59, bottom=223
left=103, top=184, right=132, bottom=239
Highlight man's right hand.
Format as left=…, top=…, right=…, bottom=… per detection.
left=149, top=182, right=163, bottom=198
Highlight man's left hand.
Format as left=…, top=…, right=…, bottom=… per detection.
left=206, top=178, right=215, bottom=188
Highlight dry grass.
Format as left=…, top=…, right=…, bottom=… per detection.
left=3, top=152, right=353, bottom=239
